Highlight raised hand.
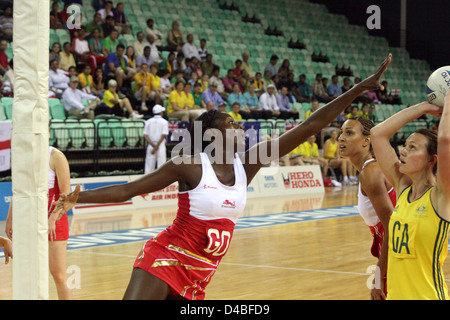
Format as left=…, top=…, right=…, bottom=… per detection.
left=53, top=184, right=81, bottom=215
left=357, top=54, right=392, bottom=92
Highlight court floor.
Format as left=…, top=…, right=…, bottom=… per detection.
left=1, top=185, right=449, bottom=300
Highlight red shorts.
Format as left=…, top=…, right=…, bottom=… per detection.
left=369, top=221, right=385, bottom=259
left=48, top=213, right=69, bottom=241
left=133, top=218, right=234, bottom=300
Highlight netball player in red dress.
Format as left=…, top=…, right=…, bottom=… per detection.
left=338, top=117, right=396, bottom=300
left=5, top=147, right=72, bottom=300
left=55, top=55, right=392, bottom=300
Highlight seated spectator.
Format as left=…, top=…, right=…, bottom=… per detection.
left=368, top=104, right=377, bottom=122
left=279, top=146, right=306, bottom=167
left=88, top=28, right=105, bottom=57
left=233, top=59, right=242, bottom=80
left=345, top=105, right=359, bottom=120
left=134, top=63, right=152, bottom=111
left=323, top=129, right=356, bottom=185
left=188, top=71, right=199, bottom=87
left=278, top=59, right=292, bottom=83
left=297, top=74, right=312, bottom=102
left=146, top=34, right=163, bottom=64
left=201, top=53, right=214, bottom=77
left=98, top=79, right=142, bottom=118
left=357, top=104, right=369, bottom=119
left=341, top=77, right=352, bottom=93
left=327, top=75, right=342, bottom=99
left=171, top=71, right=186, bottom=86
left=201, top=82, right=225, bottom=109
left=259, top=84, right=280, bottom=118
left=62, top=76, right=100, bottom=120
left=103, top=29, right=121, bottom=55
left=0, top=39, right=8, bottom=76
left=172, top=52, right=186, bottom=75
left=276, top=86, right=299, bottom=120
left=305, top=99, right=319, bottom=119
left=149, top=63, right=165, bottom=103
left=252, top=72, right=264, bottom=96
left=228, top=82, right=249, bottom=118
left=198, top=73, right=208, bottom=93
left=311, top=73, right=332, bottom=103
left=262, top=70, right=275, bottom=92
left=228, top=102, right=243, bottom=122
left=167, top=81, right=189, bottom=121
left=209, top=66, right=226, bottom=99
left=0, top=5, right=13, bottom=42
left=192, top=82, right=206, bottom=109
left=86, top=13, right=104, bottom=37
left=59, top=42, right=76, bottom=72
left=133, top=32, right=148, bottom=57
left=190, top=57, right=202, bottom=77
left=243, top=84, right=272, bottom=119
left=353, top=77, right=375, bottom=104
left=159, top=69, right=174, bottom=98
left=159, top=51, right=175, bottom=77
left=222, top=69, right=236, bottom=94
left=145, top=18, right=164, bottom=47
left=93, top=67, right=106, bottom=97
left=264, top=55, right=279, bottom=78
left=240, top=52, right=255, bottom=78
left=183, top=82, right=205, bottom=120
left=49, top=42, right=62, bottom=64
left=125, top=45, right=136, bottom=69
left=73, top=26, right=107, bottom=73
left=113, top=2, right=131, bottom=34
left=102, top=15, right=116, bottom=38
left=198, top=38, right=208, bottom=62
left=377, top=80, right=396, bottom=104
left=167, top=20, right=184, bottom=52
left=299, top=135, right=329, bottom=176
left=97, top=0, right=114, bottom=23
left=182, top=34, right=201, bottom=60
left=49, top=59, right=69, bottom=99
left=104, top=43, right=136, bottom=89
left=50, top=2, right=64, bottom=30
left=78, top=64, right=103, bottom=98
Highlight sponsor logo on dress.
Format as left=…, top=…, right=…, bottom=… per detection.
left=222, top=199, right=236, bottom=209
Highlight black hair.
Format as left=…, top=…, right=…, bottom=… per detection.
left=189, top=110, right=227, bottom=154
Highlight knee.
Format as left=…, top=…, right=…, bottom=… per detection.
left=50, top=268, right=67, bottom=285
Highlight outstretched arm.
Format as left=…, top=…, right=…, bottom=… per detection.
left=436, top=91, right=450, bottom=220
left=370, top=101, right=442, bottom=191
left=243, top=54, right=392, bottom=180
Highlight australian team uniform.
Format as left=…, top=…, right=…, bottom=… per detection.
left=48, top=147, right=70, bottom=241
left=133, top=153, right=247, bottom=300
left=358, top=159, right=397, bottom=258
left=387, top=186, right=449, bottom=300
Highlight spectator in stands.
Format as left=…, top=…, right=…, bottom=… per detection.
left=102, top=15, right=116, bottom=38
left=202, top=82, right=225, bottom=110
left=145, top=18, right=163, bottom=47
left=183, top=82, right=205, bottom=120
left=201, top=53, right=214, bottom=77
left=311, top=73, right=332, bottom=103
left=125, top=46, right=136, bottom=69
left=160, top=51, right=175, bottom=77
left=345, top=105, right=359, bottom=120
left=113, top=2, right=131, bottom=34
left=0, top=39, right=9, bottom=76
left=198, top=73, right=208, bottom=93
left=192, top=82, right=206, bottom=109
left=209, top=66, right=226, bottom=99
left=88, top=28, right=105, bottom=56
left=264, top=55, right=279, bottom=78
left=243, top=84, right=268, bottom=119
left=68, top=66, right=77, bottom=79
left=146, top=34, right=163, bottom=64
left=59, top=42, right=76, bottom=72
left=259, top=84, right=280, bottom=118
left=198, top=38, right=208, bottom=62
left=276, top=86, right=299, bottom=120
left=133, top=32, right=147, bottom=57
left=299, top=135, right=329, bottom=176
left=143, top=104, right=169, bottom=174
left=252, top=72, right=263, bottom=96
left=149, top=63, right=165, bottom=102
left=99, top=79, right=143, bottom=118
left=73, top=26, right=107, bottom=73
left=86, top=13, right=104, bottom=37
left=240, top=52, right=255, bottom=78
left=133, top=62, right=152, bottom=112
left=135, top=46, right=154, bottom=71
left=262, top=70, right=275, bottom=92
left=103, top=29, right=120, bottom=55
left=353, top=77, right=375, bottom=104
left=285, top=72, right=302, bottom=103
left=78, top=64, right=103, bottom=98
left=49, top=59, right=69, bottom=99
left=0, top=5, right=13, bottom=42
left=322, top=129, right=355, bottom=185
left=49, top=42, right=62, bottom=64
left=368, top=105, right=377, bottom=122
left=172, top=52, right=186, bottom=75
left=167, top=20, right=184, bottom=52
left=222, top=69, right=236, bottom=94
left=50, top=2, right=64, bottom=30
left=97, top=1, right=114, bottom=23
left=358, top=103, right=370, bottom=119
left=228, top=83, right=245, bottom=108
left=190, top=57, right=202, bottom=77
left=233, top=59, right=242, bottom=80
left=341, top=77, right=352, bottom=93
left=105, top=43, right=136, bottom=89
left=305, top=99, right=319, bottom=119
left=377, top=80, right=395, bottom=104
left=228, top=102, right=242, bottom=122
left=182, top=34, right=201, bottom=61
left=297, top=74, right=312, bottom=102
left=62, top=76, right=99, bottom=120
left=93, top=66, right=106, bottom=97
left=159, top=69, right=174, bottom=97
left=327, top=75, right=342, bottom=99
left=277, top=59, right=291, bottom=87
left=59, top=3, right=70, bottom=30
left=167, top=81, right=189, bottom=121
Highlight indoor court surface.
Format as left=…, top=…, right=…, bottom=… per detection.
left=1, top=185, right=449, bottom=300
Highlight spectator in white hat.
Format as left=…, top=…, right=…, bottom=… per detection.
left=62, top=76, right=100, bottom=120
left=143, top=104, right=168, bottom=173
left=259, top=84, right=281, bottom=118
left=99, top=79, right=143, bottom=119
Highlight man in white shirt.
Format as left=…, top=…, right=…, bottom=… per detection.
left=182, top=34, right=201, bottom=61
left=133, top=32, right=147, bottom=56
left=145, top=18, right=163, bottom=47
left=143, top=104, right=169, bottom=173
left=97, top=0, right=114, bottom=22
left=146, top=34, right=163, bottom=64
left=49, top=59, right=70, bottom=99
left=62, top=76, right=100, bottom=120
left=259, top=84, right=280, bottom=118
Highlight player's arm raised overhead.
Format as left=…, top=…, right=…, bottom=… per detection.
left=370, top=101, right=442, bottom=191
left=243, top=54, right=392, bottom=180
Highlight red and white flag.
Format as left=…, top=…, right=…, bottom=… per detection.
left=0, top=121, right=12, bottom=172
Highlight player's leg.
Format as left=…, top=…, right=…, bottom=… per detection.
left=122, top=267, right=171, bottom=300
left=49, top=240, right=72, bottom=300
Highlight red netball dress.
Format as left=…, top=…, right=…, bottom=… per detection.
left=133, top=153, right=247, bottom=300
left=48, top=147, right=69, bottom=241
